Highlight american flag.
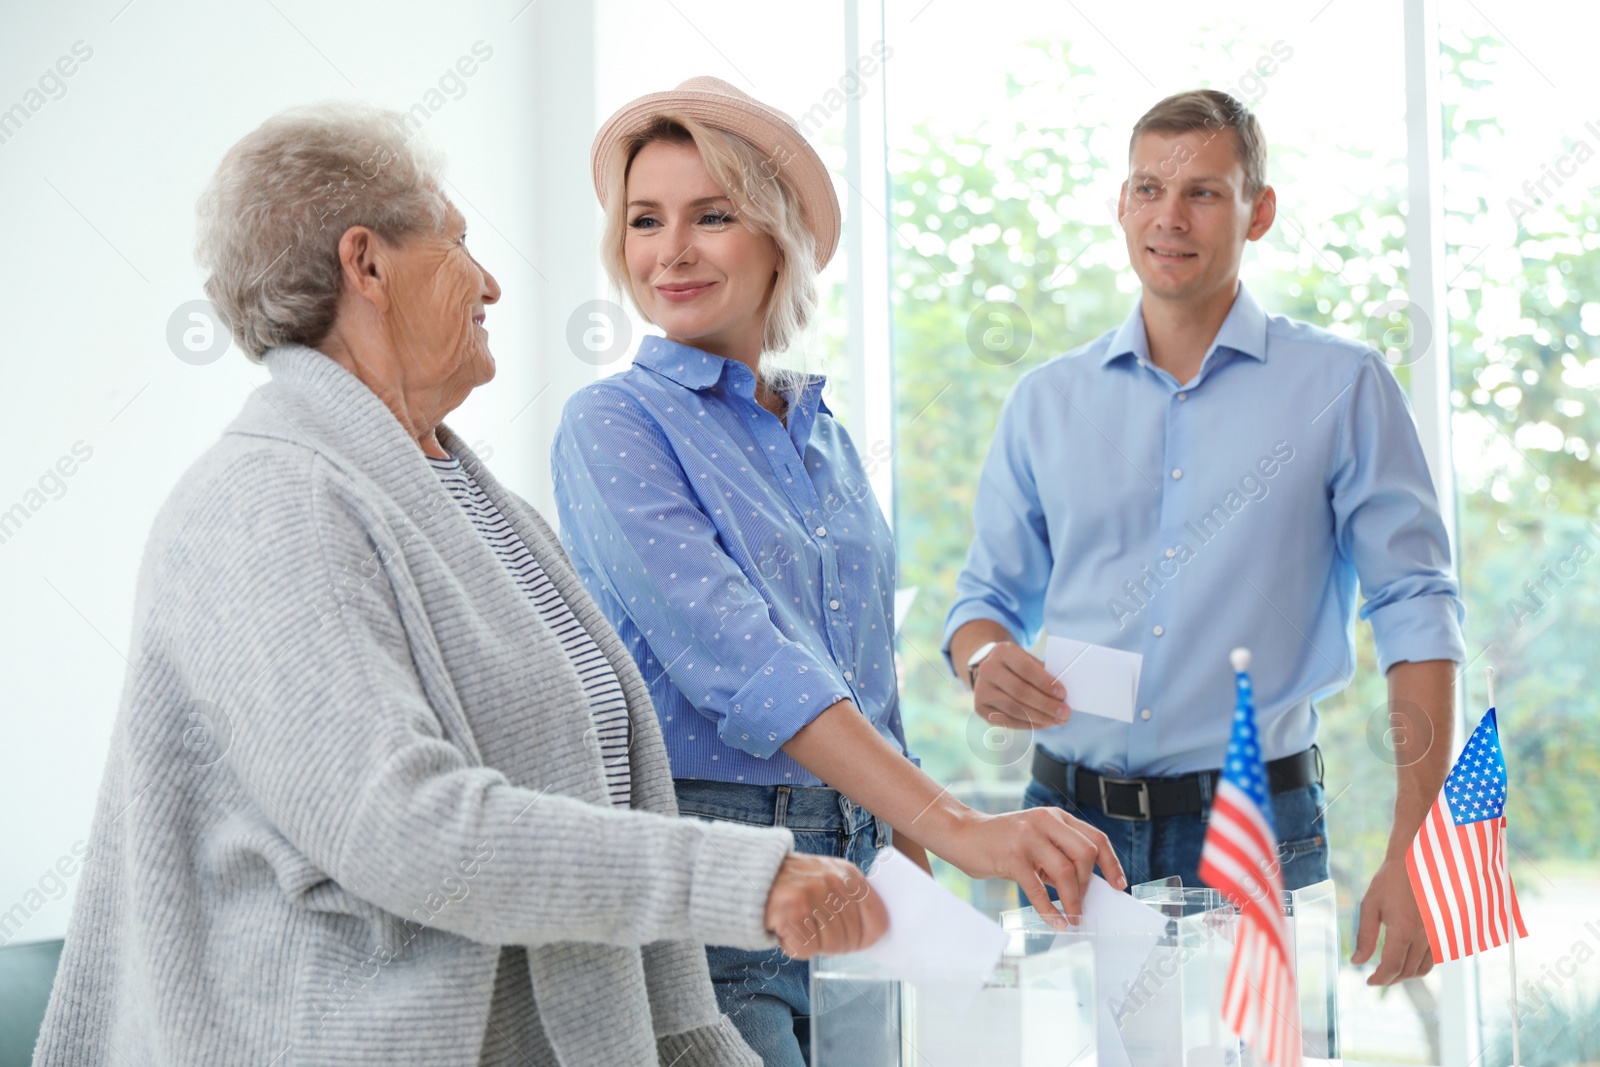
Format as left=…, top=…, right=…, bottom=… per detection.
left=1199, top=649, right=1302, bottom=1067
left=1405, top=708, right=1527, bottom=963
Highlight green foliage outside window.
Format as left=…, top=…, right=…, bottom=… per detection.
left=881, top=30, right=1600, bottom=1061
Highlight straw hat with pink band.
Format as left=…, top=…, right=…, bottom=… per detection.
left=590, top=75, right=842, bottom=271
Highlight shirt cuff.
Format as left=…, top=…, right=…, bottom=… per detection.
left=1367, top=593, right=1467, bottom=673
left=940, top=602, right=1028, bottom=674
left=719, top=642, right=853, bottom=759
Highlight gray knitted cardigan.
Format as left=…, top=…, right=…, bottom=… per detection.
left=33, top=346, right=793, bottom=1067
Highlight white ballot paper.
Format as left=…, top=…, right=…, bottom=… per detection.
left=1044, top=636, right=1144, bottom=722
left=858, top=849, right=1009, bottom=1014
left=1051, top=876, right=1170, bottom=1067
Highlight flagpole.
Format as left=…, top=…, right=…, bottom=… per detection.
left=1488, top=667, right=1521, bottom=1067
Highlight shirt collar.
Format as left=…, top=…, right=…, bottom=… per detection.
left=1102, top=305, right=1153, bottom=367
left=633, top=334, right=830, bottom=445
left=1101, top=283, right=1269, bottom=369
left=1211, top=284, right=1268, bottom=364
left=632, top=334, right=730, bottom=391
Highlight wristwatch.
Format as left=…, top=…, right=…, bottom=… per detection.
left=965, top=641, right=1001, bottom=688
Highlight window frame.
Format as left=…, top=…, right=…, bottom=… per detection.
left=1401, top=0, right=1479, bottom=1060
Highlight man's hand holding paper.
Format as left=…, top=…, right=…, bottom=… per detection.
left=969, top=638, right=1074, bottom=730
left=1043, top=636, right=1144, bottom=723
left=966, top=632, right=1146, bottom=729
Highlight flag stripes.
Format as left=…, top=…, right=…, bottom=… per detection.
left=1200, top=780, right=1300, bottom=1066
left=1199, top=651, right=1303, bottom=1067
left=1405, top=707, right=1526, bottom=965
left=1406, top=806, right=1526, bottom=963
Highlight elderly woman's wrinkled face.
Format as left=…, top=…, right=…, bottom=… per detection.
left=624, top=140, right=780, bottom=361
left=382, top=201, right=501, bottom=395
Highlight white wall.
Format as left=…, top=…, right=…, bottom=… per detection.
left=0, top=0, right=602, bottom=944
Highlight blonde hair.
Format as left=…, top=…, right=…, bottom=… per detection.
left=599, top=115, right=818, bottom=391
left=196, top=102, right=448, bottom=362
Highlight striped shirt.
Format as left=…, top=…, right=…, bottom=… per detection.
left=429, top=454, right=631, bottom=807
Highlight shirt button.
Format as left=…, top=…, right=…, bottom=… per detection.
left=1152, top=625, right=1164, bottom=636
left=829, top=599, right=841, bottom=611
left=1165, top=548, right=1176, bottom=559
left=816, top=526, right=828, bottom=537
left=1177, top=392, right=1188, bottom=402
left=1140, top=708, right=1152, bottom=721
left=843, top=671, right=853, bottom=681
left=1171, top=468, right=1183, bottom=480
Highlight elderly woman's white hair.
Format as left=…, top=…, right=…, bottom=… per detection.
left=196, top=102, right=448, bottom=362
left=599, top=114, right=820, bottom=387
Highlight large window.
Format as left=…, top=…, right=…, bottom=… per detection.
left=883, top=1, right=1599, bottom=1062
left=1437, top=6, right=1600, bottom=1061
left=884, top=0, right=1427, bottom=1057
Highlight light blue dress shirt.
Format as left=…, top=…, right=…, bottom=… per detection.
left=552, top=335, right=911, bottom=786
left=943, top=285, right=1466, bottom=777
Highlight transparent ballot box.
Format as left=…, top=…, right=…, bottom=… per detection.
left=999, top=878, right=1340, bottom=1066
left=1276, top=878, right=1341, bottom=1060
left=1126, top=879, right=1341, bottom=1063
left=1006, top=885, right=1238, bottom=1066
left=810, top=927, right=1098, bottom=1066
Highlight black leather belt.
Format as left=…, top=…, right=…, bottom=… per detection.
left=1031, top=746, right=1323, bottom=822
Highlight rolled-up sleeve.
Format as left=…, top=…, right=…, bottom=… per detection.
left=722, top=642, right=853, bottom=759
left=1331, top=353, right=1467, bottom=672
left=553, top=387, right=853, bottom=759
left=942, top=379, right=1054, bottom=669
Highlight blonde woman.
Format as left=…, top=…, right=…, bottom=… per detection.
left=552, top=78, right=1123, bottom=1064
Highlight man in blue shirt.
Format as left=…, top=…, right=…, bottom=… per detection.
left=944, top=89, right=1466, bottom=987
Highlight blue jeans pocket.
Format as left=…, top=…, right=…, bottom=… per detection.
left=1276, top=832, right=1330, bottom=891
left=1272, top=782, right=1331, bottom=891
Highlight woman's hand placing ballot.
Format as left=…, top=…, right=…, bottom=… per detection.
left=782, top=700, right=1125, bottom=929
left=929, top=805, right=1125, bottom=921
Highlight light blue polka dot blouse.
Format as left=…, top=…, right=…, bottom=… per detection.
left=551, top=335, right=914, bottom=786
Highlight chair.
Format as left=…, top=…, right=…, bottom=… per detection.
left=0, top=939, right=64, bottom=1067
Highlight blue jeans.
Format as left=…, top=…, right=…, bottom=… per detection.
left=673, top=779, right=890, bottom=1067
left=1021, top=772, right=1331, bottom=896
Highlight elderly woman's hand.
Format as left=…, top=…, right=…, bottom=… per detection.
left=763, top=853, right=888, bottom=960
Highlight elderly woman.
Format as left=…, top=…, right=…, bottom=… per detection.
left=552, top=78, right=1123, bottom=1065
left=32, top=103, right=884, bottom=1067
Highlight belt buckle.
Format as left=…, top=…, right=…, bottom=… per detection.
left=1098, top=775, right=1152, bottom=821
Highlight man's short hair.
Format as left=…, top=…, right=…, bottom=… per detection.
left=1129, top=89, right=1267, bottom=197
